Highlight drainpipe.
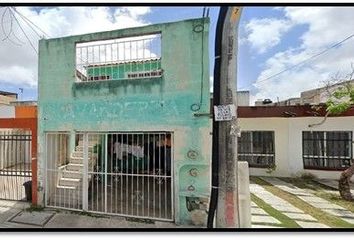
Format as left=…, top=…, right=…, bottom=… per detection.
left=207, top=6, right=242, bottom=228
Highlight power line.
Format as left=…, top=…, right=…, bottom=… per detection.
left=12, top=9, right=43, bottom=39
left=0, top=7, right=50, bottom=54
left=9, top=8, right=37, bottom=54
left=254, top=33, right=354, bottom=85
left=12, top=7, right=49, bottom=38
left=1, top=7, right=24, bottom=46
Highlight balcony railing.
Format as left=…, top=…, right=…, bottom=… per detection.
left=76, top=34, right=162, bottom=82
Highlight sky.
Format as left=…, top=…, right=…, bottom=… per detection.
left=1, top=6, right=354, bottom=105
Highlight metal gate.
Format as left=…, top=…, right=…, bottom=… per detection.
left=0, top=129, right=32, bottom=201
left=46, top=131, right=174, bottom=221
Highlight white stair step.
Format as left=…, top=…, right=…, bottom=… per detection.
left=56, top=185, right=76, bottom=190
left=59, top=177, right=81, bottom=187
left=66, top=163, right=83, bottom=171
left=62, top=170, right=82, bottom=179
left=70, top=156, right=83, bottom=164
left=71, top=151, right=93, bottom=158
left=77, top=141, right=97, bottom=146
left=75, top=146, right=95, bottom=151
left=75, top=146, right=83, bottom=151
left=71, top=152, right=83, bottom=157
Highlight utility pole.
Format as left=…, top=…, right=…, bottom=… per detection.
left=208, top=6, right=242, bottom=228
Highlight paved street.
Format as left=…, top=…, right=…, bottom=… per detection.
left=0, top=177, right=354, bottom=229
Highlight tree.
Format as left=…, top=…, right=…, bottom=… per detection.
left=324, top=66, right=354, bottom=201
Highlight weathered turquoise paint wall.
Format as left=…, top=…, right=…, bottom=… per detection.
left=38, top=18, right=211, bottom=225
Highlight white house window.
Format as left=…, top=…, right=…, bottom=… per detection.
left=238, top=131, right=275, bottom=168
left=303, top=131, right=352, bottom=170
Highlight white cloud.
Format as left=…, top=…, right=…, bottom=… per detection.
left=119, top=7, right=151, bottom=18
left=284, top=7, right=354, bottom=50
left=249, top=7, right=354, bottom=104
left=245, top=18, right=292, bottom=54
left=0, top=66, right=36, bottom=87
left=0, top=7, right=151, bottom=88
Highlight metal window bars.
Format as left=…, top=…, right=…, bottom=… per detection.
left=302, top=131, right=353, bottom=170
left=237, top=131, right=275, bottom=168
left=0, top=129, right=32, bottom=201
left=45, top=131, right=173, bottom=221
left=75, top=34, right=162, bottom=82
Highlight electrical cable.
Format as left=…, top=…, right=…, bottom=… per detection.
left=12, top=7, right=49, bottom=38
left=12, top=10, right=43, bottom=39
left=237, top=33, right=354, bottom=105
left=1, top=7, right=11, bottom=40
left=207, top=6, right=228, bottom=229
left=255, top=33, right=354, bottom=86
left=1, top=7, right=23, bottom=46
left=10, top=7, right=37, bottom=54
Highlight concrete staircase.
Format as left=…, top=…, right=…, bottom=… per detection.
left=49, top=138, right=99, bottom=208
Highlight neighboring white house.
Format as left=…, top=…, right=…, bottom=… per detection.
left=238, top=105, right=354, bottom=180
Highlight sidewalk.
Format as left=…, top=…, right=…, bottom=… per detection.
left=250, top=176, right=354, bottom=228
left=0, top=200, right=193, bottom=229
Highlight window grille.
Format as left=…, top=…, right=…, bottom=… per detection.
left=237, top=131, right=275, bottom=168
left=75, top=34, right=162, bottom=82
left=303, top=131, right=353, bottom=170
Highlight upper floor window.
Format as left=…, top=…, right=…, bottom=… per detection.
left=303, top=131, right=353, bottom=170
left=238, top=131, right=275, bottom=168
left=75, top=34, right=162, bottom=82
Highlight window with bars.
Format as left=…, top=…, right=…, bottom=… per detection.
left=303, top=131, right=353, bottom=170
left=75, top=34, right=162, bottom=82
left=237, top=131, right=275, bottom=168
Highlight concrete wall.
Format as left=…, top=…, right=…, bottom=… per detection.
left=0, top=105, right=15, bottom=118
left=0, top=105, right=37, bottom=119
left=0, top=95, right=16, bottom=105
left=38, top=18, right=211, bottom=225
left=15, top=105, right=37, bottom=118
left=239, top=116, right=354, bottom=180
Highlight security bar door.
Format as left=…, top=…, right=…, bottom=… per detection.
left=86, top=132, right=174, bottom=221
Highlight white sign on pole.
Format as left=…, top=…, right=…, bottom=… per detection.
left=214, top=104, right=236, bottom=121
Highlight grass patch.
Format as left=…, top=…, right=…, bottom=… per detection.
left=281, top=177, right=354, bottom=214
left=251, top=176, right=354, bottom=228
left=251, top=193, right=300, bottom=228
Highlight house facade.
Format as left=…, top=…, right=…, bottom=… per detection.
left=38, top=18, right=211, bottom=225
left=238, top=105, right=354, bottom=180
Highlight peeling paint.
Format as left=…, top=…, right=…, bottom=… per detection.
left=38, top=18, right=211, bottom=225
